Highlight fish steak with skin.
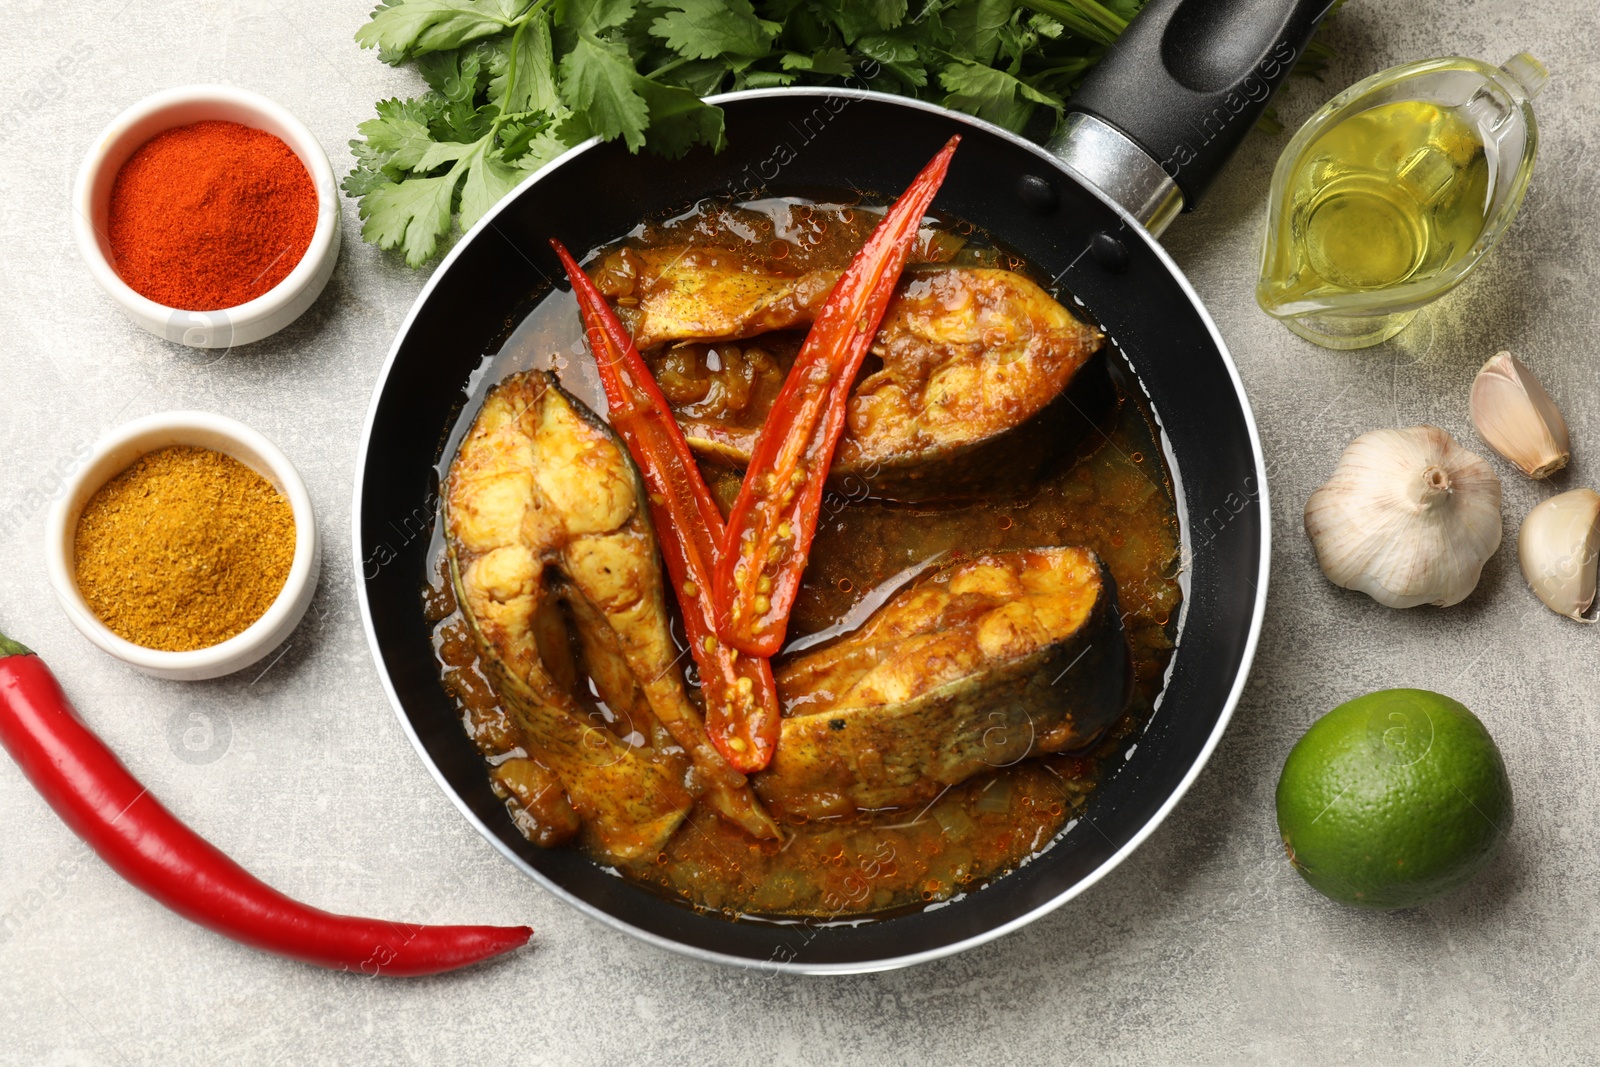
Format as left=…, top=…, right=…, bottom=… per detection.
left=445, top=371, right=778, bottom=863
left=758, top=547, right=1131, bottom=820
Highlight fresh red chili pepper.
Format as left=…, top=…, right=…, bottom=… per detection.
left=550, top=239, right=781, bottom=772
left=716, top=136, right=960, bottom=657
left=0, top=631, right=531, bottom=976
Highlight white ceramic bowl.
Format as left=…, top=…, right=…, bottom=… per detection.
left=45, top=412, right=321, bottom=681
left=71, top=85, right=341, bottom=349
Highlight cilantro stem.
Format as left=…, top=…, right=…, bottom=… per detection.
left=1027, top=58, right=1096, bottom=83
left=1062, top=0, right=1130, bottom=35
left=646, top=56, right=691, bottom=81
left=488, top=0, right=556, bottom=144
left=491, top=17, right=532, bottom=137
left=1018, top=0, right=1125, bottom=44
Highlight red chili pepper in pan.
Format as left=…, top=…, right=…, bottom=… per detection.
left=0, top=630, right=531, bottom=976
left=716, top=136, right=960, bottom=657
left=550, top=239, right=781, bottom=772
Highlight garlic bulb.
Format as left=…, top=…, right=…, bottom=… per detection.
left=1471, top=350, right=1570, bottom=478
left=1304, top=425, right=1503, bottom=608
left=1517, top=489, right=1600, bottom=620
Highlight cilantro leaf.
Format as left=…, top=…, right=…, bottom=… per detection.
left=866, top=0, right=910, bottom=29
left=355, top=113, right=437, bottom=172
left=562, top=0, right=637, bottom=35
left=413, top=138, right=480, bottom=170
left=817, top=0, right=906, bottom=41
left=734, top=69, right=795, bottom=88
left=559, top=33, right=650, bottom=149
left=657, top=58, right=732, bottom=95
left=515, top=127, right=583, bottom=169
left=489, top=10, right=561, bottom=114
left=852, top=32, right=916, bottom=62
left=636, top=78, right=727, bottom=157
left=418, top=45, right=485, bottom=102
left=939, top=59, right=1060, bottom=131
left=779, top=47, right=853, bottom=75
left=341, top=163, right=395, bottom=198
left=1028, top=12, right=1065, bottom=38
left=500, top=113, right=568, bottom=157
left=650, top=0, right=780, bottom=60
left=943, top=0, right=1011, bottom=63
left=356, top=0, right=530, bottom=57
left=358, top=171, right=465, bottom=267
left=854, top=33, right=929, bottom=89
left=415, top=46, right=498, bottom=140
left=375, top=95, right=449, bottom=126
left=458, top=143, right=531, bottom=227
left=345, top=94, right=456, bottom=198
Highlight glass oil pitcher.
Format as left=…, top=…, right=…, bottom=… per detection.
left=1257, top=53, right=1546, bottom=349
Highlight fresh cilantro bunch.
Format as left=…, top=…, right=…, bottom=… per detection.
left=347, top=0, right=1336, bottom=267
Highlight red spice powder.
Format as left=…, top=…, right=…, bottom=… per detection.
left=107, top=120, right=318, bottom=311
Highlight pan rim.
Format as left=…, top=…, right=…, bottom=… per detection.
left=351, top=87, right=1272, bottom=975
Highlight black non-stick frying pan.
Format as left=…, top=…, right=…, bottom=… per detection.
left=355, top=0, right=1327, bottom=972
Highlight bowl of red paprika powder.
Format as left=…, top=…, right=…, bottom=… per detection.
left=72, top=85, right=340, bottom=348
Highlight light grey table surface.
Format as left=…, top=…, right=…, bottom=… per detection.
left=2, top=1, right=1595, bottom=1063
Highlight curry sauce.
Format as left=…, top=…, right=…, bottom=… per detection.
left=424, top=198, right=1183, bottom=919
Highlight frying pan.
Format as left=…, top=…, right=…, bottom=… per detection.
left=354, top=0, right=1327, bottom=972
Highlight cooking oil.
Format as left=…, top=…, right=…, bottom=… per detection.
left=1290, top=101, right=1488, bottom=293
left=1258, top=54, right=1546, bottom=349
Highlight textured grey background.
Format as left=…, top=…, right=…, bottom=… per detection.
left=1, top=0, right=1594, bottom=1063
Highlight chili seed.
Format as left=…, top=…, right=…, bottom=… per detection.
left=756, top=575, right=772, bottom=594
left=681, top=580, right=699, bottom=597
left=752, top=595, right=771, bottom=614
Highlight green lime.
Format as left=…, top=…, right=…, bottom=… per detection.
left=1275, top=688, right=1512, bottom=910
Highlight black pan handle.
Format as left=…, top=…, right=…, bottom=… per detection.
left=1051, top=0, right=1333, bottom=230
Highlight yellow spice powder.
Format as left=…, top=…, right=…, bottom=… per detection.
left=73, top=445, right=297, bottom=652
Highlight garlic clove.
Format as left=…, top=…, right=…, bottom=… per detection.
left=1471, top=350, right=1571, bottom=478
left=1304, top=425, right=1502, bottom=609
left=1517, top=488, right=1600, bottom=621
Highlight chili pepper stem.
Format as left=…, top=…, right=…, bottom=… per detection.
left=0, top=630, right=33, bottom=658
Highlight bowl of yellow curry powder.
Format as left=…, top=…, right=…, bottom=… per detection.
left=44, top=412, right=319, bottom=680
